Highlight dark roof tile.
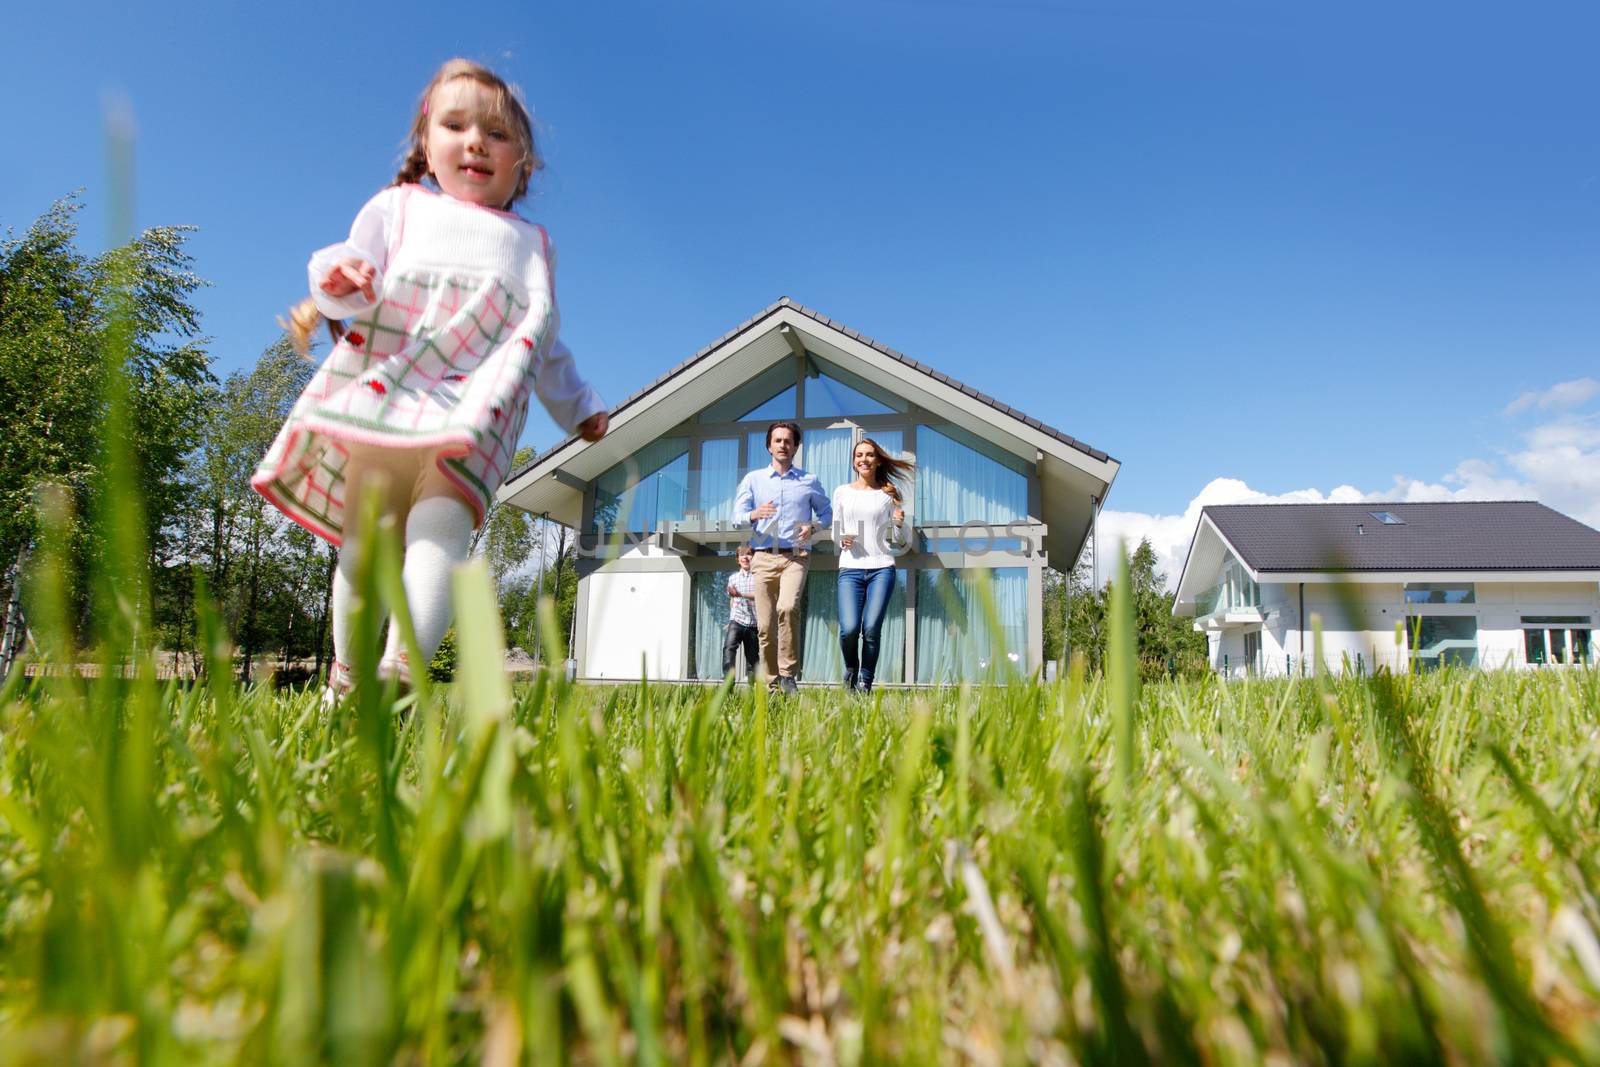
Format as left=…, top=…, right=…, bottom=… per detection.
left=1205, top=502, right=1600, bottom=572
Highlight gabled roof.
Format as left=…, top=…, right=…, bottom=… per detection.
left=1172, top=500, right=1600, bottom=614
left=498, top=298, right=1119, bottom=568
left=512, top=296, right=1114, bottom=469
left=1206, top=501, right=1600, bottom=572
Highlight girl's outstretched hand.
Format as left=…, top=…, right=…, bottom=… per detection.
left=578, top=411, right=609, bottom=442
left=320, top=258, right=377, bottom=302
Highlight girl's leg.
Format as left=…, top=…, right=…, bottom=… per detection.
left=837, top=568, right=866, bottom=688
left=857, top=566, right=896, bottom=690
left=330, top=444, right=406, bottom=691
left=378, top=459, right=476, bottom=678
left=329, top=561, right=357, bottom=693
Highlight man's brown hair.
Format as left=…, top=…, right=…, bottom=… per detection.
left=765, top=420, right=802, bottom=448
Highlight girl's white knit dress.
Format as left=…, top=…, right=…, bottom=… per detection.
left=252, top=184, right=603, bottom=545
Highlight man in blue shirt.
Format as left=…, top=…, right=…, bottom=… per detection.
left=732, top=421, right=833, bottom=694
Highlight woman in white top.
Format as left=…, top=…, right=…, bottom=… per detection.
left=832, top=438, right=913, bottom=692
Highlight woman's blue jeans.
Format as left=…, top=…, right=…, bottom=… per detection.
left=837, top=565, right=894, bottom=687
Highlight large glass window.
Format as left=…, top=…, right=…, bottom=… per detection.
left=695, top=438, right=740, bottom=524
left=1404, top=583, right=1476, bottom=605
left=867, top=430, right=905, bottom=459
left=748, top=430, right=770, bottom=472
left=916, top=425, right=1027, bottom=524
left=803, top=359, right=908, bottom=417
left=592, top=438, right=689, bottom=533
left=691, top=570, right=736, bottom=679
left=691, top=567, right=910, bottom=683
left=804, top=372, right=895, bottom=418
left=801, top=569, right=908, bottom=684
left=800, top=427, right=855, bottom=499
left=915, top=568, right=1027, bottom=683
left=741, top=386, right=798, bottom=423
left=867, top=430, right=910, bottom=512
left=1406, top=615, right=1478, bottom=670
left=1521, top=617, right=1593, bottom=666
left=698, top=362, right=797, bottom=424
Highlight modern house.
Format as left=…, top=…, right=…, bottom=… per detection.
left=1172, top=501, right=1600, bottom=674
left=498, top=298, right=1119, bottom=683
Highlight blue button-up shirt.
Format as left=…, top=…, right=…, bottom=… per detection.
left=733, top=465, right=833, bottom=550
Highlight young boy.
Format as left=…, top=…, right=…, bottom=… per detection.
left=723, top=543, right=759, bottom=681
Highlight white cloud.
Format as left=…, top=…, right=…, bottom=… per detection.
left=1507, top=415, right=1600, bottom=526
left=1504, top=377, right=1600, bottom=415
left=1098, top=388, right=1600, bottom=591
left=1093, top=475, right=1499, bottom=594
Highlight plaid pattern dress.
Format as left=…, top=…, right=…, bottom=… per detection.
left=252, top=185, right=603, bottom=545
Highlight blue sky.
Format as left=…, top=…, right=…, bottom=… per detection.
left=6, top=0, right=1599, bottom=579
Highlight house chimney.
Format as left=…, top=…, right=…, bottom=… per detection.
left=1356, top=523, right=1364, bottom=536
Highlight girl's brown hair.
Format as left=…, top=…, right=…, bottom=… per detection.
left=392, top=58, right=542, bottom=204
left=855, top=437, right=914, bottom=500
left=284, top=59, right=540, bottom=359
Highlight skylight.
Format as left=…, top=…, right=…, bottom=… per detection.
left=1369, top=511, right=1405, bottom=525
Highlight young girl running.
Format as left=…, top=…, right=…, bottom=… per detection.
left=252, top=58, right=608, bottom=697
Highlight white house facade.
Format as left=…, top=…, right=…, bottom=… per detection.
left=1172, top=502, right=1600, bottom=675
left=498, top=298, right=1120, bottom=684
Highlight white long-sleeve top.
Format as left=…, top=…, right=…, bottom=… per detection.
left=252, top=184, right=605, bottom=544
left=831, top=484, right=905, bottom=570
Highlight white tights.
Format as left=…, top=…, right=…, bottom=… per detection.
left=330, top=445, right=476, bottom=681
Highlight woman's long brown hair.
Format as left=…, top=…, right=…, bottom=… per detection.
left=856, top=437, right=914, bottom=500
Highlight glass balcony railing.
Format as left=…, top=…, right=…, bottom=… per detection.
left=1196, top=563, right=1259, bottom=619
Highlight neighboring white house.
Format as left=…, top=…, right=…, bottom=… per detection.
left=498, top=298, right=1120, bottom=683
left=1172, top=502, right=1600, bottom=675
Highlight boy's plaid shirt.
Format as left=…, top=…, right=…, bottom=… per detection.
left=727, top=568, right=756, bottom=626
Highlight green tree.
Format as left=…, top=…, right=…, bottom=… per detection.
left=186, top=337, right=315, bottom=681
left=477, top=448, right=537, bottom=581
left=103, top=220, right=213, bottom=568
left=0, top=199, right=100, bottom=665
left=0, top=194, right=214, bottom=665
left=511, top=525, right=577, bottom=665
left=0, top=200, right=96, bottom=522
left=1044, top=538, right=1206, bottom=680
left=1043, top=554, right=1105, bottom=672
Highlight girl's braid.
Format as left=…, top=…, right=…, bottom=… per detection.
left=392, top=142, right=431, bottom=188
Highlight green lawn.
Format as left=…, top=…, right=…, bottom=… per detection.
left=3, top=648, right=1599, bottom=1064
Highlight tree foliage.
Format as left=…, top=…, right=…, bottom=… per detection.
left=0, top=194, right=215, bottom=650
left=1045, top=538, right=1208, bottom=680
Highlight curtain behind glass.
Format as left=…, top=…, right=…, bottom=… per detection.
left=863, top=430, right=908, bottom=515
left=803, top=427, right=855, bottom=498
left=691, top=570, right=735, bottom=679
left=593, top=438, right=689, bottom=532
left=916, top=568, right=1027, bottom=683
left=866, top=430, right=904, bottom=458
left=916, top=426, right=1026, bottom=524
left=802, top=569, right=906, bottom=684
left=696, top=438, right=740, bottom=524
left=748, top=430, right=769, bottom=475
